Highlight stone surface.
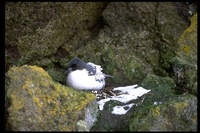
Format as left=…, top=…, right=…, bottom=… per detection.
left=91, top=74, right=176, bottom=131
left=5, top=2, right=190, bottom=85
left=170, top=13, right=197, bottom=95
left=6, top=65, right=98, bottom=131
left=129, top=94, right=197, bottom=131
left=129, top=73, right=197, bottom=131
left=176, top=13, right=197, bottom=64
left=140, top=74, right=176, bottom=106
left=73, top=2, right=189, bottom=85
left=5, top=2, right=197, bottom=131
left=5, top=2, right=107, bottom=67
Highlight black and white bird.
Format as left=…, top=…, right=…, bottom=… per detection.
left=66, top=57, right=113, bottom=90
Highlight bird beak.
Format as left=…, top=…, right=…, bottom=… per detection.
left=66, top=67, right=72, bottom=74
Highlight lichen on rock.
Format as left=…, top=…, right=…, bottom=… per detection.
left=6, top=65, right=98, bottom=131
left=129, top=94, right=197, bottom=131
left=176, top=13, right=197, bottom=64
left=170, top=13, right=197, bottom=95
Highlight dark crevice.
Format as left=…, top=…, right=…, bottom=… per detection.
left=172, top=65, right=192, bottom=94
left=87, top=2, right=109, bottom=39
left=53, top=47, right=69, bottom=60
left=5, top=46, right=21, bottom=72
left=173, top=2, right=197, bottom=26
left=54, top=61, right=64, bottom=70
left=87, top=16, right=107, bottom=39
left=152, top=2, right=165, bottom=76
left=152, top=2, right=176, bottom=77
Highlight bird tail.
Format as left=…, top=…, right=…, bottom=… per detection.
left=104, top=74, right=114, bottom=78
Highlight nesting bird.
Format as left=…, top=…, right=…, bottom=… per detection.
left=66, top=57, right=113, bottom=90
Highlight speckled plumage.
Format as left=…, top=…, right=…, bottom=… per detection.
left=66, top=57, right=113, bottom=90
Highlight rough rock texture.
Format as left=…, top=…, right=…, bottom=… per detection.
left=170, top=14, right=197, bottom=95
left=129, top=94, right=197, bottom=131
left=91, top=74, right=176, bottom=131
left=5, top=2, right=108, bottom=70
left=5, top=2, right=197, bottom=131
left=177, top=14, right=197, bottom=64
left=6, top=65, right=98, bottom=131
left=5, top=2, right=190, bottom=85
left=140, top=74, right=176, bottom=107
left=74, top=2, right=189, bottom=85
left=128, top=13, right=197, bottom=131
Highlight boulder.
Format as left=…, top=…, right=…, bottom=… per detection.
left=6, top=65, right=98, bottom=131
left=129, top=94, right=197, bottom=131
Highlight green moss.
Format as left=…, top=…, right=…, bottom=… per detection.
left=171, top=14, right=197, bottom=95
left=6, top=65, right=97, bottom=131
left=129, top=105, right=153, bottom=131
left=46, top=68, right=66, bottom=83
left=130, top=94, right=197, bottom=131
left=138, top=74, right=176, bottom=110
left=170, top=56, right=197, bottom=95
left=6, top=2, right=106, bottom=66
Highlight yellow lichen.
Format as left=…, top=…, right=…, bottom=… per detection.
left=182, top=45, right=190, bottom=55
left=192, top=115, right=197, bottom=123
left=189, top=13, right=197, bottom=32
left=52, top=81, right=96, bottom=112
left=7, top=65, right=97, bottom=131
left=29, top=65, right=52, bottom=80
left=151, top=106, right=160, bottom=117
left=174, top=102, right=188, bottom=114
left=177, top=13, right=197, bottom=44
left=10, top=93, right=24, bottom=111
left=33, top=96, right=43, bottom=108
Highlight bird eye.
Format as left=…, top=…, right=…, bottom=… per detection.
left=71, top=64, right=76, bottom=68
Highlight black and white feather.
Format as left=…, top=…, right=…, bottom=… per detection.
left=66, top=57, right=113, bottom=90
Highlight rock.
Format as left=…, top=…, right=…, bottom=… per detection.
left=5, top=2, right=191, bottom=85
left=129, top=73, right=197, bottom=131
left=91, top=74, right=176, bottom=131
left=140, top=74, right=176, bottom=106
left=5, top=2, right=197, bottom=131
left=170, top=13, right=197, bottom=95
left=176, top=13, right=197, bottom=64
left=74, top=2, right=189, bottom=85
left=6, top=65, right=98, bottom=131
left=5, top=2, right=107, bottom=66
left=129, top=94, right=197, bottom=131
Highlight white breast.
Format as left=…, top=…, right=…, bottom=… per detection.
left=66, top=69, right=105, bottom=90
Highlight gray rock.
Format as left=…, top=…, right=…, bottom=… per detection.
left=141, top=74, right=176, bottom=105
left=129, top=94, right=197, bottom=131
left=170, top=14, right=197, bottom=95
left=5, top=2, right=197, bottom=131
left=6, top=65, right=98, bottom=131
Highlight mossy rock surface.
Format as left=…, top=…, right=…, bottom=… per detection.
left=6, top=65, right=98, bottom=131
left=129, top=94, right=197, bottom=131
left=170, top=14, right=197, bottom=95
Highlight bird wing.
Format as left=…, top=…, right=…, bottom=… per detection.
left=87, top=62, right=105, bottom=82
left=85, top=62, right=97, bottom=76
